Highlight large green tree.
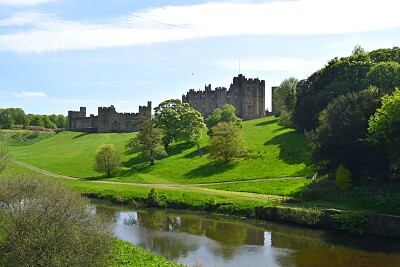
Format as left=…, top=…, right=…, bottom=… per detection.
left=94, top=144, right=122, bottom=177
left=126, top=118, right=167, bottom=165
left=154, top=99, right=205, bottom=148
left=365, top=61, right=400, bottom=92
left=206, top=104, right=242, bottom=135
left=307, top=87, right=387, bottom=179
left=368, top=88, right=400, bottom=169
left=209, top=122, right=247, bottom=163
left=0, top=175, right=113, bottom=267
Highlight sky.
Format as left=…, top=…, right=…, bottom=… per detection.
left=1, top=0, right=400, bottom=116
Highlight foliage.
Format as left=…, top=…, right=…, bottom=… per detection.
left=209, top=122, right=247, bottom=163
left=293, top=46, right=400, bottom=131
left=147, top=188, right=161, bottom=207
left=273, top=77, right=298, bottom=127
left=94, top=144, right=122, bottom=177
left=306, top=87, right=387, bottom=178
left=0, top=174, right=114, bottom=267
left=154, top=99, right=205, bottom=148
left=126, top=118, right=166, bottom=165
left=206, top=104, right=242, bottom=135
left=365, top=61, right=400, bottom=91
left=0, top=141, right=10, bottom=173
left=331, top=211, right=367, bottom=235
left=113, top=239, right=182, bottom=267
left=368, top=88, right=400, bottom=169
left=0, top=108, right=66, bottom=130
left=335, top=164, right=352, bottom=190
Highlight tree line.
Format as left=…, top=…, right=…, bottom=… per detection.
left=274, top=45, right=400, bottom=183
left=0, top=108, right=67, bottom=130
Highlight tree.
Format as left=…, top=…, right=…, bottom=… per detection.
left=273, top=77, right=298, bottom=127
left=368, top=88, right=400, bottom=169
left=94, top=144, right=121, bottom=177
left=365, top=61, right=400, bottom=92
left=0, top=142, right=10, bottom=173
left=307, top=87, right=387, bottom=179
left=126, top=118, right=167, bottom=165
left=0, top=175, right=113, bottom=267
left=352, top=45, right=366, bottom=56
left=206, top=104, right=242, bottom=135
left=154, top=99, right=205, bottom=148
left=209, top=122, right=247, bottom=163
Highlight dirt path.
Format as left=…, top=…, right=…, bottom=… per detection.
left=13, top=160, right=302, bottom=203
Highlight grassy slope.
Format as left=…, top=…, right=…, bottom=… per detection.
left=10, top=116, right=312, bottom=184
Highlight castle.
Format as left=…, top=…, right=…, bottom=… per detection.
left=67, top=102, right=152, bottom=133
left=182, top=74, right=265, bottom=120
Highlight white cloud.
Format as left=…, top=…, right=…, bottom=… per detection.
left=0, top=0, right=54, bottom=6
left=0, top=0, right=399, bottom=53
left=12, top=91, right=47, bottom=98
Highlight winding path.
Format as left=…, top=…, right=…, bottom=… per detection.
left=13, top=160, right=305, bottom=203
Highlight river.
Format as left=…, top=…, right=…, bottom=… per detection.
left=96, top=205, right=400, bottom=267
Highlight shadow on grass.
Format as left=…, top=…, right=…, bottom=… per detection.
left=264, top=131, right=308, bottom=165
left=72, top=132, right=90, bottom=139
left=182, top=146, right=210, bottom=159
left=165, top=142, right=196, bottom=157
left=184, top=161, right=238, bottom=178
left=255, top=118, right=278, bottom=126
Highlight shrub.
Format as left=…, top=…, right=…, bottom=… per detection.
left=0, top=175, right=114, bottom=267
left=331, top=211, right=367, bottom=235
left=335, top=164, right=352, bottom=190
left=147, top=188, right=160, bottom=207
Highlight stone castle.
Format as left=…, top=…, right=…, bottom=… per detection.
left=182, top=74, right=265, bottom=120
left=67, top=102, right=151, bottom=133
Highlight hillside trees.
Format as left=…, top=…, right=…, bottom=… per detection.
left=368, top=88, right=400, bottom=170
left=0, top=108, right=67, bottom=129
left=206, top=104, right=242, bottom=135
left=154, top=99, right=205, bottom=149
left=126, top=118, right=166, bottom=165
left=273, top=77, right=298, bottom=127
left=94, top=144, right=122, bottom=177
left=0, top=175, right=113, bottom=267
left=209, top=122, right=247, bottom=163
left=307, top=87, right=387, bottom=179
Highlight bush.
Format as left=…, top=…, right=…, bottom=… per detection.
left=147, top=188, right=160, bottom=207
left=335, top=164, right=352, bottom=190
left=331, top=211, right=367, bottom=235
left=0, top=175, right=114, bottom=267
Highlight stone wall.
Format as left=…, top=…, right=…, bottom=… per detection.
left=182, top=74, right=265, bottom=120
left=67, top=101, right=151, bottom=133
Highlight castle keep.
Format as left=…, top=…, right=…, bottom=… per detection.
left=182, top=74, right=265, bottom=120
left=67, top=102, right=151, bottom=133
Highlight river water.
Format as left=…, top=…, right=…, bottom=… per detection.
left=97, top=205, right=400, bottom=267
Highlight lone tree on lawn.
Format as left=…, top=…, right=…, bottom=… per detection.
left=94, top=144, right=121, bottom=177
left=154, top=99, right=205, bottom=149
left=209, top=122, right=247, bottom=163
left=125, top=118, right=167, bottom=165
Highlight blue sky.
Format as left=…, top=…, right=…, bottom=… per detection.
left=1, top=0, right=400, bottom=115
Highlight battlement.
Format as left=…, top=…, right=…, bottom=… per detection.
left=67, top=101, right=151, bottom=133
left=182, top=74, right=265, bottom=120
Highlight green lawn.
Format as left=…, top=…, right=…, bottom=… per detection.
left=202, top=178, right=309, bottom=197
left=9, top=116, right=313, bottom=184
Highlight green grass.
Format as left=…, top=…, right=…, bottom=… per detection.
left=0, top=129, right=55, bottom=146
left=113, top=239, right=183, bottom=267
left=202, top=178, right=309, bottom=197
left=9, top=117, right=313, bottom=184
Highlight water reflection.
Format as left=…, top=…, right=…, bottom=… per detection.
left=96, top=206, right=400, bottom=267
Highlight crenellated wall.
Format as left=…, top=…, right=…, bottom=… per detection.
left=67, top=101, right=151, bottom=133
left=182, top=74, right=265, bottom=120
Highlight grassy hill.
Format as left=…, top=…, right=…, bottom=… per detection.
left=9, top=116, right=313, bottom=184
